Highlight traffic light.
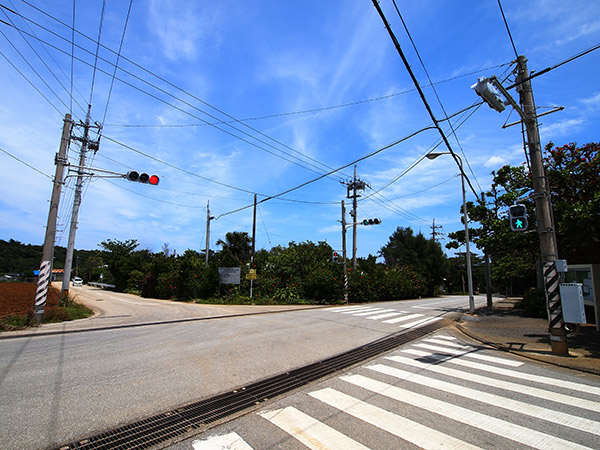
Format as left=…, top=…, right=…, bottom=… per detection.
left=126, top=171, right=160, bottom=185
left=509, top=204, right=528, bottom=231
left=471, top=76, right=506, bottom=113
left=362, top=218, right=381, bottom=226
left=332, top=251, right=339, bottom=263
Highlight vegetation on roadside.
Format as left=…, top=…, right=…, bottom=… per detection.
left=0, top=283, right=93, bottom=332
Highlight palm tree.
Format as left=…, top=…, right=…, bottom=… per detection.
left=216, top=231, right=252, bottom=262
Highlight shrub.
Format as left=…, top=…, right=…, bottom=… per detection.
left=518, top=288, right=547, bottom=318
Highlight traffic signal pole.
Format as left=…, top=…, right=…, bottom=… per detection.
left=517, top=55, right=568, bottom=355
left=33, top=113, right=72, bottom=323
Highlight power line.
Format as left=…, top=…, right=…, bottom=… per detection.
left=216, top=126, right=436, bottom=219
left=103, top=63, right=510, bottom=128
left=5, top=3, right=347, bottom=182
left=0, top=146, right=52, bottom=178
left=391, top=0, right=482, bottom=194
left=497, top=0, right=519, bottom=60
left=100, top=0, right=133, bottom=127
left=371, top=0, right=479, bottom=199
left=0, top=44, right=63, bottom=115
left=87, top=0, right=106, bottom=105
left=102, top=134, right=263, bottom=196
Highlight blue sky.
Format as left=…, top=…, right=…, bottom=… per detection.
left=1, top=0, right=599, bottom=261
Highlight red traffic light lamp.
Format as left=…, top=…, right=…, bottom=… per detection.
left=126, top=171, right=159, bottom=185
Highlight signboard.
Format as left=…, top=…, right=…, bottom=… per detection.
left=218, top=267, right=241, bottom=285
left=246, top=269, right=257, bottom=280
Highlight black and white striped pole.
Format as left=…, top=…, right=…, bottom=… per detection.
left=34, top=113, right=72, bottom=323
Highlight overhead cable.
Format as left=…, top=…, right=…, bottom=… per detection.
left=4, top=2, right=345, bottom=181
left=371, top=0, right=479, bottom=198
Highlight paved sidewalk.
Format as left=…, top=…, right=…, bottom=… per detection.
left=455, top=297, right=600, bottom=375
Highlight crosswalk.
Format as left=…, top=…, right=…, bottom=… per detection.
left=192, top=332, right=600, bottom=450
left=325, top=304, right=443, bottom=328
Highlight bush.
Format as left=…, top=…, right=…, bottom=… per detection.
left=518, top=288, right=547, bottom=318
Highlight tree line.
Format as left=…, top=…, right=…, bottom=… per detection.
left=3, top=141, right=596, bottom=303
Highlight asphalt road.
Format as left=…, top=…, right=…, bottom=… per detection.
left=0, top=289, right=486, bottom=449
left=184, top=328, right=600, bottom=450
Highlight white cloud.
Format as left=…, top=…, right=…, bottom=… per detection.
left=484, top=155, right=507, bottom=168
left=540, top=118, right=584, bottom=138
left=147, top=0, right=222, bottom=61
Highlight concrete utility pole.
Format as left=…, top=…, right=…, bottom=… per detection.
left=481, top=192, right=493, bottom=308
left=205, top=200, right=213, bottom=267
left=430, top=218, right=443, bottom=242
left=341, top=200, right=349, bottom=304
left=345, top=166, right=368, bottom=270
left=33, top=113, right=72, bottom=323
left=61, top=105, right=100, bottom=300
left=516, top=55, right=568, bottom=355
left=251, top=194, right=257, bottom=262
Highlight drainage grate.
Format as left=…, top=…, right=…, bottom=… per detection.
left=56, top=319, right=450, bottom=449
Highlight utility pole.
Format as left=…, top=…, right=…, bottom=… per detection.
left=482, top=192, right=493, bottom=308
left=61, top=105, right=100, bottom=301
left=341, top=200, right=348, bottom=304
left=33, top=113, right=72, bottom=323
left=251, top=194, right=257, bottom=262
left=205, top=200, right=213, bottom=267
left=517, top=55, right=568, bottom=355
left=430, top=218, right=443, bottom=242
left=344, top=166, right=368, bottom=270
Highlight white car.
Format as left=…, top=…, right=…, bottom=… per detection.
left=72, top=277, right=83, bottom=286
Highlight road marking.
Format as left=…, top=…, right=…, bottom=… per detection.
left=108, top=296, right=146, bottom=306
left=340, top=307, right=382, bottom=314
left=367, top=363, right=600, bottom=433
left=341, top=374, right=594, bottom=450
left=382, top=313, right=422, bottom=324
left=402, top=348, right=600, bottom=397
left=397, top=317, right=441, bottom=329
left=259, top=406, right=369, bottom=449
left=351, top=308, right=397, bottom=316
left=412, top=342, right=524, bottom=366
left=366, top=311, right=407, bottom=320
left=309, top=388, right=482, bottom=450
left=386, top=354, right=600, bottom=413
left=327, top=305, right=371, bottom=312
left=423, top=337, right=470, bottom=348
left=192, top=431, right=253, bottom=449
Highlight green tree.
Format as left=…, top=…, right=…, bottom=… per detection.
left=99, top=239, right=152, bottom=292
left=447, top=141, right=599, bottom=295
left=379, top=227, right=449, bottom=296
left=216, top=231, right=252, bottom=264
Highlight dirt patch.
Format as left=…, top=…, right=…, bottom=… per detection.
left=0, top=282, right=60, bottom=317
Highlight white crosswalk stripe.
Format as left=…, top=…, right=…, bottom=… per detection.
left=259, top=406, right=369, bottom=449
left=191, top=332, right=600, bottom=449
left=341, top=374, right=593, bottom=450
left=192, top=431, right=253, bottom=449
left=402, top=346, right=600, bottom=396
left=308, top=387, right=483, bottom=450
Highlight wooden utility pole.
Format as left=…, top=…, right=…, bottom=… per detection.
left=517, top=55, right=568, bottom=355
left=33, top=113, right=72, bottom=323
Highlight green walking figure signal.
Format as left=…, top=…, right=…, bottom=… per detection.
left=509, top=204, right=528, bottom=231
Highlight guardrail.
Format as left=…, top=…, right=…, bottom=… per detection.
left=87, top=282, right=116, bottom=289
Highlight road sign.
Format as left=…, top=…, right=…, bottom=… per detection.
left=218, top=267, right=241, bottom=284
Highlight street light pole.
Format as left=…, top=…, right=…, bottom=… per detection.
left=427, top=152, right=475, bottom=313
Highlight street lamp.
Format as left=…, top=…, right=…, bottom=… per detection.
left=426, top=151, right=475, bottom=313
